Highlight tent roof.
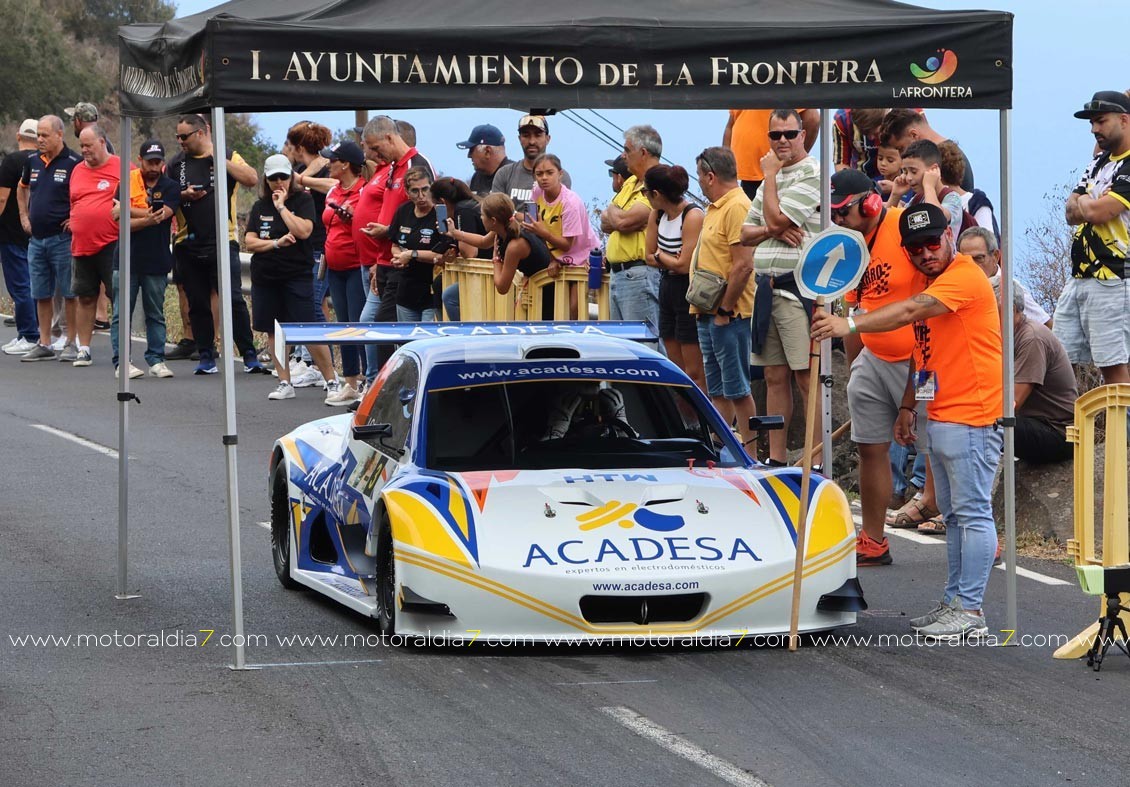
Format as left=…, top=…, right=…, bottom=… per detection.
left=118, top=0, right=1013, bottom=117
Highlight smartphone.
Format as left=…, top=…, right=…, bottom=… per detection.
left=435, top=203, right=448, bottom=227
left=151, top=199, right=164, bottom=211
left=525, top=208, right=537, bottom=223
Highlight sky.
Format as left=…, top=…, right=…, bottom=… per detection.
left=170, top=0, right=1129, bottom=274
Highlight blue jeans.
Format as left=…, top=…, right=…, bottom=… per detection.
left=326, top=266, right=365, bottom=377
left=396, top=305, right=437, bottom=322
left=0, top=241, right=38, bottom=341
left=609, top=264, right=661, bottom=327
left=889, top=443, right=928, bottom=497
left=697, top=315, right=752, bottom=399
left=360, top=266, right=381, bottom=382
left=442, top=282, right=460, bottom=321
left=927, top=420, right=1002, bottom=611
left=111, top=270, right=168, bottom=367
left=298, top=251, right=330, bottom=364
left=28, top=232, right=74, bottom=299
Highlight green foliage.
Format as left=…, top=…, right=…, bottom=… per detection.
left=225, top=112, right=275, bottom=178
left=45, top=0, right=176, bottom=44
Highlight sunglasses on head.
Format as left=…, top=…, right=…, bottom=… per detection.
left=768, top=129, right=801, bottom=141
left=1082, top=99, right=1129, bottom=115
left=904, top=236, right=944, bottom=255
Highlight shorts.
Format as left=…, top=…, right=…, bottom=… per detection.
left=72, top=243, right=117, bottom=298
left=751, top=292, right=810, bottom=371
left=1052, top=277, right=1130, bottom=367
left=251, top=276, right=315, bottom=333
left=658, top=274, right=697, bottom=343
left=846, top=348, right=925, bottom=446
left=28, top=232, right=74, bottom=300
left=697, top=314, right=752, bottom=400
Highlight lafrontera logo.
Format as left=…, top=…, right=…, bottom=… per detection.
left=910, top=49, right=958, bottom=84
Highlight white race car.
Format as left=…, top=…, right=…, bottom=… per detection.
left=268, top=323, right=864, bottom=643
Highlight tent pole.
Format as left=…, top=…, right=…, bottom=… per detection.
left=116, top=119, right=139, bottom=601
left=819, top=110, right=833, bottom=473
left=211, top=107, right=250, bottom=670
left=999, top=108, right=1018, bottom=639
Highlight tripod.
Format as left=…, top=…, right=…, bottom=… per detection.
left=1086, top=594, right=1130, bottom=672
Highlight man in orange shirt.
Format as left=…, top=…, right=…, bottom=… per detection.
left=812, top=204, right=1003, bottom=641
left=723, top=109, right=819, bottom=199
left=830, top=169, right=926, bottom=567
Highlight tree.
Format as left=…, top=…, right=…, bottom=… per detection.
left=44, top=0, right=175, bottom=45
left=1016, top=177, right=1079, bottom=316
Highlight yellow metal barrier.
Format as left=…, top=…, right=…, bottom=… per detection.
left=1054, top=383, right=1130, bottom=660
left=442, top=258, right=610, bottom=321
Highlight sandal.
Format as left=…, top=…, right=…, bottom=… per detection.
left=885, top=498, right=941, bottom=528
left=917, top=516, right=946, bottom=535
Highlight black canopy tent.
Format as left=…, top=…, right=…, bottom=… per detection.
left=116, top=0, right=1016, bottom=667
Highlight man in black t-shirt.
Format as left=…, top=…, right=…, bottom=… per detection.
left=110, top=139, right=182, bottom=378
left=456, top=124, right=512, bottom=197
left=0, top=120, right=38, bottom=355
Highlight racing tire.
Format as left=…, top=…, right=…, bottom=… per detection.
left=270, top=464, right=301, bottom=590
left=375, top=514, right=396, bottom=636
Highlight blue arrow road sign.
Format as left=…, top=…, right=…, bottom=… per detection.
left=795, top=228, right=870, bottom=300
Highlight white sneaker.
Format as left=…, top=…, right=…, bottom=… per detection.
left=2, top=337, right=35, bottom=355
left=290, top=359, right=309, bottom=374
left=148, top=362, right=174, bottom=378
left=292, top=365, right=325, bottom=388
left=268, top=381, right=296, bottom=400
left=50, top=335, right=66, bottom=351
left=324, top=380, right=361, bottom=407
left=115, top=364, right=144, bottom=379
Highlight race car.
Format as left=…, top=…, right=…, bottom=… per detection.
left=267, top=322, right=864, bottom=643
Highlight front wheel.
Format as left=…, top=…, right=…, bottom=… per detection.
left=270, top=465, right=300, bottom=590
left=375, top=514, right=396, bottom=635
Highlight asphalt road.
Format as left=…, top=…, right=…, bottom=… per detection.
left=2, top=326, right=1128, bottom=787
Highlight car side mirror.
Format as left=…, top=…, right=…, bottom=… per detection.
left=748, top=415, right=785, bottom=433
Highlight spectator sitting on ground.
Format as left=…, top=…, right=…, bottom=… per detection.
left=741, top=109, right=823, bottom=467
left=643, top=164, right=705, bottom=392
left=390, top=167, right=443, bottom=323
left=957, top=227, right=1051, bottom=327
left=432, top=177, right=488, bottom=321
left=526, top=153, right=600, bottom=319
left=938, top=140, right=1000, bottom=241
left=1007, top=285, right=1078, bottom=465
left=879, top=108, right=975, bottom=192
left=245, top=154, right=338, bottom=401
left=886, top=139, right=965, bottom=238
left=456, top=124, right=512, bottom=197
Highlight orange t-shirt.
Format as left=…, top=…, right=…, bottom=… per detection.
left=912, top=254, right=1003, bottom=426
left=728, top=108, right=806, bottom=182
left=845, top=208, right=925, bottom=362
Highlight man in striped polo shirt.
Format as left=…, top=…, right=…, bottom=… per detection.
left=741, top=109, right=823, bottom=466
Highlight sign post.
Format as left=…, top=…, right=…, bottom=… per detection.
left=788, top=228, right=869, bottom=651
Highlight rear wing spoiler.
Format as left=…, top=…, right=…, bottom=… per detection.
left=274, top=320, right=658, bottom=361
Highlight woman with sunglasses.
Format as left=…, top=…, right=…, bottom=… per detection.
left=244, top=155, right=338, bottom=401
left=389, top=167, right=444, bottom=322
left=430, top=177, right=487, bottom=320
left=449, top=193, right=555, bottom=318
left=320, top=141, right=368, bottom=406
left=643, top=164, right=706, bottom=391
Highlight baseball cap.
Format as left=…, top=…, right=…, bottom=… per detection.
left=605, top=156, right=629, bottom=177
left=64, top=102, right=99, bottom=122
left=1073, top=90, right=1130, bottom=119
left=518, top=115, right=549, bottom=133
left=899, top=204, right=949, bottom=246
left=456, top=124, right=504, bottom=152
left=829, top=169, right=877, bottom=209
left=139, top=139, right=166, bottom=160
left=264, top=154, right=293, bottom=177
left=319, top=141, right=365, bottom=166
left=18, top=119, right=38, bottom=139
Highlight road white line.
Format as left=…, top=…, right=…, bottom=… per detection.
left=885, top=527, right=945, bottom=545
left=601, top=706, right=771, bottom=787
left=31, top=424, right=118, bottom=458
left=994, top=562, right=1071, bottom=586
left=553, top=679, right=658, bottom=686
left=247, top=658, right=386, bottom=668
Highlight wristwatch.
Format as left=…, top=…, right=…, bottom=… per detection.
left=411, top=249, right=419, bottom=261
left=717, top=307, right=734, bottom=318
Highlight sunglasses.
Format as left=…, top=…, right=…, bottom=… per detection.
left=904, top=236, right=944, bottom=255
left=832, top=197, right=862, bottom=219
left=175, top=131, right=199, bottom=141
left=1081, top=100, right=1129, bottom=115
left=266, top=173, right=290, bottom=181
left=768, top=129, right=802, bottom=141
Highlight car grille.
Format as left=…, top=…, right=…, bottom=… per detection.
left=579, top=593, right=707, bottom=625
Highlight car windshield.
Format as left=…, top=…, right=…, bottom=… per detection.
left=425, top=379, right=745, bottom=471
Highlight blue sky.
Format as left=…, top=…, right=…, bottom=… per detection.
left=172, top=0, right=1127, bottom=272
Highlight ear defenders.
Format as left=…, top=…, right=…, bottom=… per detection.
left=859, top=189, right=883, bottom=217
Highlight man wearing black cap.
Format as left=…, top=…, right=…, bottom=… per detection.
left=1056, top=90, right=1130, bottom=385
left=829, top=168, right=926, bottom=566
left=456, top=124, right=512, bottom=197
left=605, top=155, right=628, bottom=195
left=491, top=115, right=570, bottom=211
left=109, top=139, right=181, bottom=379
left=812, top=203, right=1003, bottom=641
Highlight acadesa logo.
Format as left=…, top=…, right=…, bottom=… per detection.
left=910, top=49, right=958, bottom=84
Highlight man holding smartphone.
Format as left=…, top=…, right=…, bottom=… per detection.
left=110, top=139, right=181, bottom=378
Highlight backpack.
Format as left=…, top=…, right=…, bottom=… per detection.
left=966, top=188, right=1001, bottom=243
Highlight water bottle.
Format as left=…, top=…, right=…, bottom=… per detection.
left=588, top=249, right=604, bottom=290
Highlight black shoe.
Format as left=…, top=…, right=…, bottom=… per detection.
left=166, top=338, right=195, bottom=361
left=93, top=319, right=110, bottom=331
left=3, top=316, right=14, bottom=326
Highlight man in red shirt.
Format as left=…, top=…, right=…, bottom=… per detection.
left=68, top=125, right=120, bottom=367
